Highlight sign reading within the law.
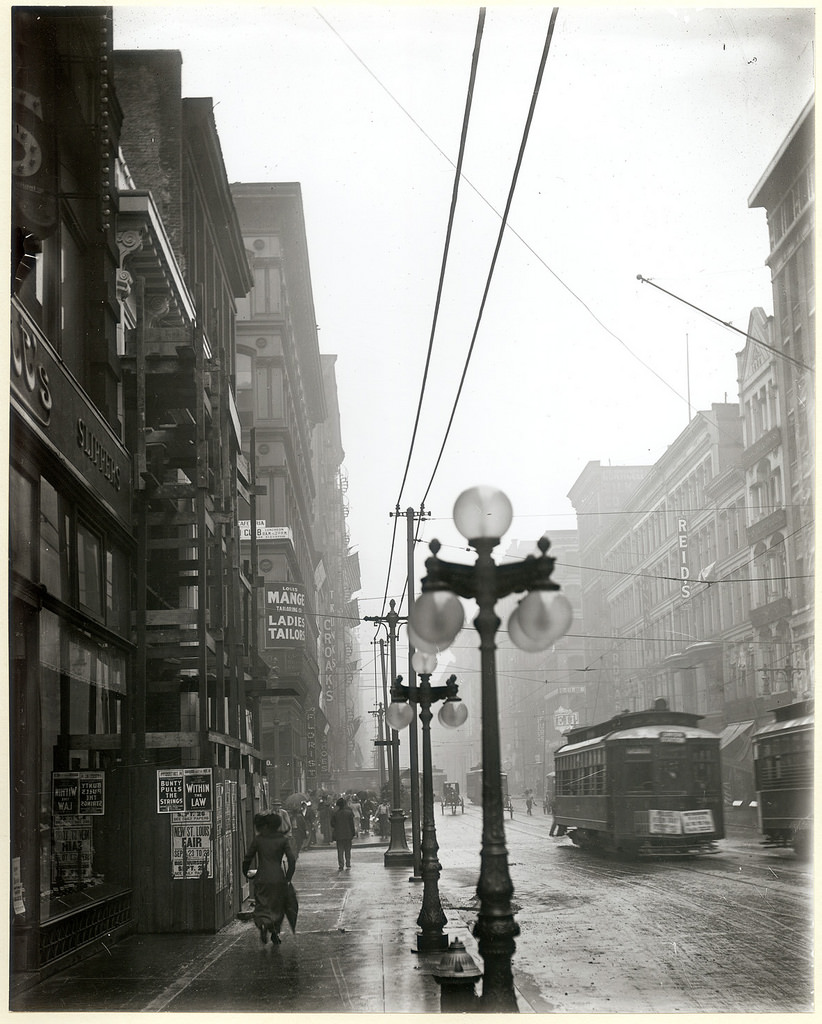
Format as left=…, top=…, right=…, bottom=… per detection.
left=157, top=768, right=213, bottom=813
left=51, top=771, right=105, bottom=815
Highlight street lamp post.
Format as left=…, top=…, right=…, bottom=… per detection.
left=365, top=601, right=413, bottom=867
left=387, top=659, right=467, bottom=952
left=409, top=486, right=572, bottom=1011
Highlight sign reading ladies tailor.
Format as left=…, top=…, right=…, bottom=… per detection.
left=265, top=583, right=306, bottom=648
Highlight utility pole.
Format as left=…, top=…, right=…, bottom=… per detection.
left=392, top=505, right=430, bottom=881
left=364, top=601, right=413, bottom=866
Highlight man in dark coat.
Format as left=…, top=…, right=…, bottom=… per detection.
left=329, top=796, right=356, bottom=870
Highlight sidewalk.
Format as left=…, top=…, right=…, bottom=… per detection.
left=10, top=830, right=523, bottom=1013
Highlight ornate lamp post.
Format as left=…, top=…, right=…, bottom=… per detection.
left=409, top=486, right=572, bottom=1011
left=387, top=657, right=467, bottom=952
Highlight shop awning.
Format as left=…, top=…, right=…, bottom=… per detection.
left=719, top=721, right=755, bottom=764
left=719, top=721, right=755, bottom=748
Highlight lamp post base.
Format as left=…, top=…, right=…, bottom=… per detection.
left=415, top=930, right=449, bottom=953
left=384, top=809, right=413, bottom=867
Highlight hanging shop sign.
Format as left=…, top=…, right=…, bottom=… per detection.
left=323, top=616, right=336, bottom=702
left=677, top=517, right=691, bottom=598
left=264, top=582, right=306, bottom=647
left=554, top=707, right=579, bottom=733
left=51, top=771, right=105, bottom=815
left=157, top=767, right=213, bottom=813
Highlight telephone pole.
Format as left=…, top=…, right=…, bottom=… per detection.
left=364, top=601, right=413, bottom=866
left=391, top=505, right=430, bottom=881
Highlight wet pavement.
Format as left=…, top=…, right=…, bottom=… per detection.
left=10, top=830, right=533, bottom=1013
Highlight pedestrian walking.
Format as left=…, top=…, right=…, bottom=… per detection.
left=549, top=804, right=559, bottom=836
left=318, top=796, right=331, bottom=844
left=304, top=801, right=317, bottom=848
left=526, top=795, right=534, bottom=816
left=376, top=799, right=391, bottom=838
left=543, top=795, right=550, bottom=815
left=330, top=797, right=357, bottom=870
left=242, top=812, right=296, bottom=945
left=347, top=793, right=362, bottom=834
left=292, top=803, right=309, bottom=855
left=362, top=796, right=376, bottom=834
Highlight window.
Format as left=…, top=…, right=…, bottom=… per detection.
left=38, top=610, right=128, bottom=919
left=236, top=352, right=253, bottom=390
left=77, top=521, right=103, bottom=617
left=252, top=264, right=282, bottom=315
left=10, top=464, right=36, bottom=579
left=255, top=364, right=284, bottom=420
left=40, top=477, right=71, bottom=602
left=60, top=221, right=88, bottom=373
left=624, top=758, right=653, bottom=792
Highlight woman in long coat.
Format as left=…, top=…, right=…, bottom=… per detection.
left=242, top=812, right=296, bottom=944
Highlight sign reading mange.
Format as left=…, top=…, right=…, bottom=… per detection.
left=265, top=582, right=306, bottom=648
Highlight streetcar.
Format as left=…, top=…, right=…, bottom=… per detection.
left=552, top=698, right=724, bottom=856
left=752, top=698, right=813, bottom=857
left=441, top=782, right=464, bottom=814
left=465, top=766, right=508, bottom=807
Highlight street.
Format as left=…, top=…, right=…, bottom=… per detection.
left=11, top=808, right=812, bottom=1013
left=434, top=802, right=813, bottom=1012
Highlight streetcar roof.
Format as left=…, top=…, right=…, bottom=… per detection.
left=557, top=724, right=717, bottom=753
left=753, top=713, right=814, bottom=738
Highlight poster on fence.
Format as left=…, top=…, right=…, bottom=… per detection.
left=170, top=814, right=213, bottom=879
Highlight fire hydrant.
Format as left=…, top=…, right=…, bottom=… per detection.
left=432, top=938, right=482, bottom=1012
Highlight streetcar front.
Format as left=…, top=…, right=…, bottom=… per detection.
left=608, top=725, right=725, bottom=855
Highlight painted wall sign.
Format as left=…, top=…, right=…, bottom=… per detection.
left=264, top=582, right=306, bottom=647
left=11, top=303, right=132, bottom=524
left=238, top=520, right=292, bottom=541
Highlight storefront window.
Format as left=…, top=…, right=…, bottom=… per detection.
left=106, top=544, right=130, bottom=634
left=39, top=610, right=128, bottom=920
left=77, top=520, right=103, bottom=617
left=40, top=477, right=72, bottom=601
left=10, top=464, right=35, bottom=579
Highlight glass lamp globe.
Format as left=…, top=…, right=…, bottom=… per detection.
left=438, top=699, right=468, bottom=728
left=453, top=486, right=513, bottom=541
left=508, top=605, right=553, bottom=652
left=386, top=700, right=415, bottom=731
left=407, top=622, right=439, bottom=654
left=411, top=649, right=437, bottom=675
left=409, top=590, right=464, bottom=648
left=516, top=590, right=573, bottom=646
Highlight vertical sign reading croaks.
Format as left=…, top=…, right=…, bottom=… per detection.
left=323, top=616, right=336, bottom=702
left=265, top=583, right=306, bottom=647
left=678, top=518, right=691, bottom=598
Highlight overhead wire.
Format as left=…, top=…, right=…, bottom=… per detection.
left=316, top=6, right=776, bottom=483
left=363, top=8, right=486, bottom=616
left=420, top=7, right=560, bottom=507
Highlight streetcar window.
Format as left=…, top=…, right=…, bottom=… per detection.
left=625, top=761, right=653, bottom=791
left=657, top=759, right=685, bottom=791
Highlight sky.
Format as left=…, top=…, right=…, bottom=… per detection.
left=111, top=3, right=815, bottom=690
